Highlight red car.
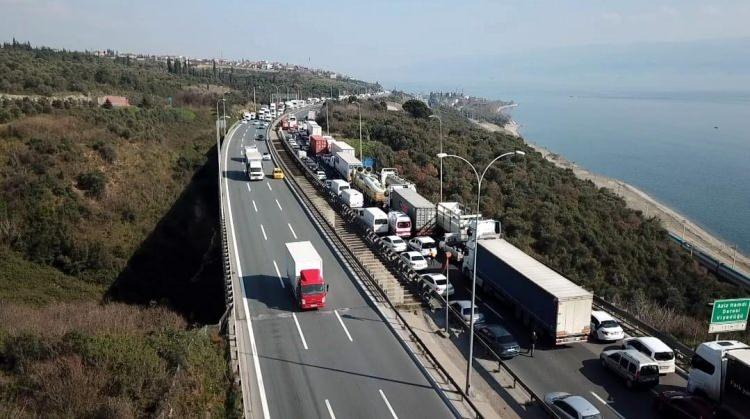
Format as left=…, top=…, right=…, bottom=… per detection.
left=653, top=391, right=716, bottom=419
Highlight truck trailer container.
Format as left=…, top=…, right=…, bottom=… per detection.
left=309, top=135, right=328, bottom=155
left=306, top=110, right=317, bottom=121
left=306, top=121, right=322, bottom=136
left=285, top=241, right=328, bottom=310
left=340, top=188, right=364, bottom=208
left=332, top=152, right=362, bottom=181
left=463, top=238, right=593, bottom=345
left=388, top=188, right=436, bottom=236
left=688, top=340, right=750, bottom=419
left=437, top=202, right=498, bottom=243
left=330, top=140, right=356, bottom=157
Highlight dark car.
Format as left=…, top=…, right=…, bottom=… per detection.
left=475, top=324, right=520, bottom=359
left=255, top=134, right=265, bottom=140
left=653, top=391, right=716, bottom=419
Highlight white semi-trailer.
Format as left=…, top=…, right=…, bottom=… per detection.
left=463, top=237, right=593, bottom=345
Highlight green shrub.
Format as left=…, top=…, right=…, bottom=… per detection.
left=76, top=171, right=106, bottom=198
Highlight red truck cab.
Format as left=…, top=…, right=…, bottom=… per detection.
left=298, top=269, right=328, bottom=310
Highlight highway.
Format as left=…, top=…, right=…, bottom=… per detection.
left=220, top=118, right=455, bottom=418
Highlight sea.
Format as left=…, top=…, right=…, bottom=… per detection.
left=493, top=89, right=750, bottom=253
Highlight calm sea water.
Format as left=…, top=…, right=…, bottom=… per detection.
left=499, top=90, right=750, bottom=253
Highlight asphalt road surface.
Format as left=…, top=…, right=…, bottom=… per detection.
left=222, top=119, right=455, bottom=419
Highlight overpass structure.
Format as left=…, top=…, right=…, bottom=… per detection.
left=217, top=111, right=460, bottom=418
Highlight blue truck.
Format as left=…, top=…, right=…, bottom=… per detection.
left=463, top=237, right=593, bottom=345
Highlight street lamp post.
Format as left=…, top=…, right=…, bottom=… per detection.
left=437, top=150, right=525, bottom=396
left=429, top=114, right=443, bottom=202
left=356, top=102, right=363, bottom=161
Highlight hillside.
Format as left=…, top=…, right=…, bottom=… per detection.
left=323, top=98, right=746, bottom=344
left=0, top=42, right=378, bottom=417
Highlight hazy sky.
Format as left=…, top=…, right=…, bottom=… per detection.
left=3, top=0, right=750, bottom=88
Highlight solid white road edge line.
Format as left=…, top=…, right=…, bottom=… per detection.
left=590, top=391, right=626, bottom=419
left=379, top=389, right=398, bottom=419
left=334, top=310, right=353, bottom=342
left=288, top=223, right=298, bottom=239
left=325, top=399, right=336, bottom=419
left=275, top=199, right=283, bottom=211
left=223, top=125, right=271, bottom=419
left=260, top=224, right=268, bottom=241
left=292, top=313, right=309, bottom=350
left=252, top=200, right=258, bottom=212
left=273, top=260, right=285, bottom=288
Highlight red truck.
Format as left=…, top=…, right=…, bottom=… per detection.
left=285, top=241, right=329, bottom=310
left=309, top=134, right=328, bottom=155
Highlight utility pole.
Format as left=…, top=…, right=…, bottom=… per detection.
left=253, top=86, right=256, bottom=112
left=326, top=102, right=330, bottom=136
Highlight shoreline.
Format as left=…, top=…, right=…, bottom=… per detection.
left=472, top=118, right=750, bottom=278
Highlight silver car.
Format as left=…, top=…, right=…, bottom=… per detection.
left=543, top=392, right=601, bottom=419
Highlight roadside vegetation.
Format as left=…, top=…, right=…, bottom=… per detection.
left=0, top=41, right=376, bottom=416
left=322, top=98, right=748, bottom=345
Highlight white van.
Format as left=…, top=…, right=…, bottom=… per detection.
left=388, top=211, right=411, bottom=238
left=340, top=189, right=363, bottom=208
left=600, top=348, right=660, bottom=388
left=622, top=336, right=675, bottom=374
left=326, top=179, right=350, bottom=196
left=360, top=207, right=388, bottom=234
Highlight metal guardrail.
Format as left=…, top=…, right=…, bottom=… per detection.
left=593, top=297, right=695, bottom=372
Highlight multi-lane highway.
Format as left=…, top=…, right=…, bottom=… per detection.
left=220, top=118, right=455, bottom=418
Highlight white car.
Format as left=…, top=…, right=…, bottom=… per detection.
left=316, top=171, right=327, bottom=181
left=590, top=311, right=625, bottom=342
left=421, top=273, right=454, bottom=297
left=622, top=336, right=675, bottom=374
left=543, top=392, right=601, bottom=419
left=400, top=251, right=428, bottom=271
left=382, top=235, right=407, bottom=253
left=408, top=236, right=438, bottom=258
left=262, top=153, right=271, bottom=161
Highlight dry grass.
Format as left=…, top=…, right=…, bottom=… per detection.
left=0, top=301, right=186, bottom=338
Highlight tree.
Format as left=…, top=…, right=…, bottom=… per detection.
left=102, top=98, right=113, bottom=109
left=402, top=99, right=432, bottom=118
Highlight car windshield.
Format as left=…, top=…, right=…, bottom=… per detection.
left=600, top=320, right=619, bottom=328
left=641, top=365, right=660, bottom=376
left=421, top=241, right=436, bottom=249
left=582, top=414, right=602, bottom=419
left=340, top=186, right=349, bottom=191
left=392, top=238, right=404, bottom=245
left=411, top=254, right=425, bottom=261
left=654, top=351, right=674, bottom=361
left=397, top=221, right=410, bottom=228
left=496, top=334, right=515, bottom=344
left=374, top=219, right=387, bottom=225
left=250, top=168, right=263, bottom=173
left=301, top=284, right=326, bottom=294
left=433, top=277, right=447, bottom=285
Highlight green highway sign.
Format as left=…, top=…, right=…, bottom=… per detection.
left=709, top=298, right=750, bottom=334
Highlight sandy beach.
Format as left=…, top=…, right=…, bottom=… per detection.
left=473, top=119, right=750, bottom=278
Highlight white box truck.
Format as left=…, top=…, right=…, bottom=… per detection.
left=285, top=241, right=328, bottom=310
left=340, top=188, right=364, bottom=208
left=245, top=149, right=264, bottom=181
left=330, top=140, right=356, bottom=157
left=463, top=237, right=593, bottom=345
left=688, top=340, right=750, bottom=419
left=333, top=152, right=362, bottom=182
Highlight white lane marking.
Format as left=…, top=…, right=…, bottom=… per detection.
left=292, top=313, right=309, bottom=350
left=379, top=389, right=398, bottom=419
left=288, top=223, right=298, bottom=239
left=275, top=199, right=283, bottom=211
left=325, top=399, right=336, bottom=419
left=590, top=392, right=626, bottom=419
left=267, top=182, right=272, bottom=191
left=252, top=200, right=258, bottom=212
left=273, top=260, right=285, bottom=288
left=246, top=184, right=251, bottom=192
left=222, top=125, right=271, bottom=419
left=334, top=310, right=353, bottom=342
left=260, top=224, right=268, bottom=241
